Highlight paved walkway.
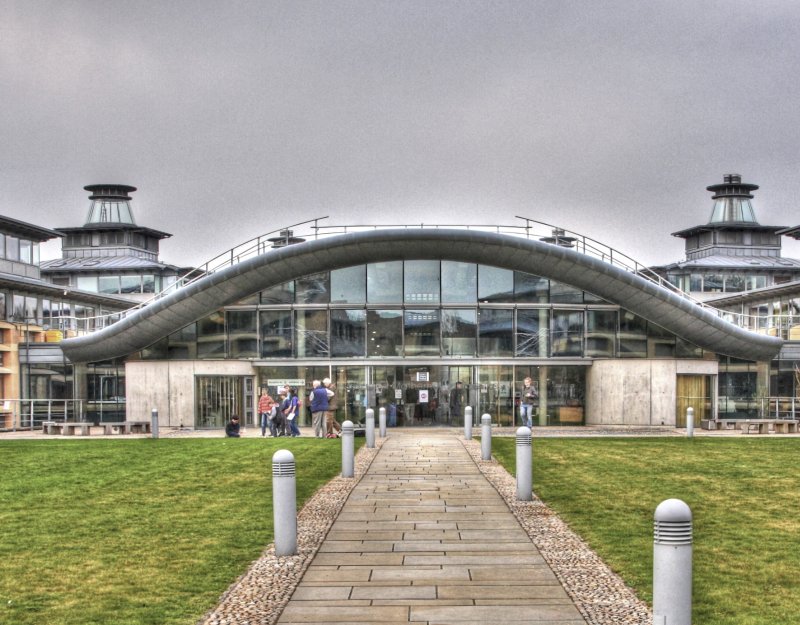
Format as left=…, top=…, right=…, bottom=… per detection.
left=278, top=431, right=586, bottom=625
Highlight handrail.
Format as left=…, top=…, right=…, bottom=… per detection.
left=40, top=216, right=797, bottom=337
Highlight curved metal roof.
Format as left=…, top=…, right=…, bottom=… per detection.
left=60, top=229, right=783, bottom=363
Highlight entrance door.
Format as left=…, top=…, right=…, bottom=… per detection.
left=676, top=375, right=712, bottom=427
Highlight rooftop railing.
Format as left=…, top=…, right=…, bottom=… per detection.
left=38, top=216, right=796, bottom=339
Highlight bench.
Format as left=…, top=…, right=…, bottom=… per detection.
left=772, top=420, right=799, bottom=434
left=703, top=418, right=798, bottom=434
left=741, top=421, right=767, bottom=434
left=43, top=421, right=152, bottom=435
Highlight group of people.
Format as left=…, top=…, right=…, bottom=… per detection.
left=247, top=378, right=342, bottom=439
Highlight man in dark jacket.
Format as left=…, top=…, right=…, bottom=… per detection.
left=225, top=415, right=241, bottom=437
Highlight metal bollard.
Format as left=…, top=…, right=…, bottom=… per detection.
left=365, top=409, right=375, bottom=448
left=516, top=427, right=532, bottom=501
left=379, top=406, right=387, bottom=437
left=686, top=407, right=694, bottom=438
left=272, top=449, right=297, bottom=556
left=151, top=408, right=159, bottom=439
left=341, top=420, right=355, bottom=478
left=653, top=499, right=693, bottom=625
left=481, top=414, right=492, bottom=461
left=464, top=406, right=473, bottom=440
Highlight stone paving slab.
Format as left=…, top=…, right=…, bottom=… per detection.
left=276, top=432, right=588, bottom=625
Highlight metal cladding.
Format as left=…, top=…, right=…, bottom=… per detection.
left=60, top=228, right=784, bottom=363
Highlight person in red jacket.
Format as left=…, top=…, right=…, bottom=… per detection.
left=258, top=389, right=277, bottom=437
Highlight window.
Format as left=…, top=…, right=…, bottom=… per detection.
left=441, top=262, right=477, bottom=303
left=478, top=266, right=513, bottom=302
left=404, top=260, right=440, bottom=304
left=478, top=309, right=513, bottom=356
left=295, top=310, right=329, bottom=357
left=120, top=276, right=142, bottom=293
left=330, top=266, right=366, bottom=304
left=516, top=309, right=549, bottom=357
left=552, top=310, right=583, bottom=356
left=99, top=276, right=121, bottom=294
left=366, top=310, right=403, bottom=357
left=261, top=281, right=294, bottom=304
left=550, top=281, right=584, bottom=304
left=197, top=312, right=226, bottom=358
left=142, top=275, right=156, bottom=293
left=77, top=276, right=98, bottom=292
left=586, top=310, right=617, bottom=357
left=19, top=239, right=32, bottom=264
left=368, top=262, right=403, bottom=303
left=260, top=311, right=293, bottom=357
left=227, top=311, right=258, bottom=358
left=514, top=272, right=549, bottom=303
left=296, top=273, right=330, bottom=304
left=404, top=309, right=440, bottom=356
left=5, top=236, right=19, bottom=261
left=331, top=309, right=366, bottom=357
left=441, top=309, right=477, bottom=356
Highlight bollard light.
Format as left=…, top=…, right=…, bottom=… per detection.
left=464, top=406, right=473, bottom=440
left=686, top=407, right=694, bottom=438
left=379, top=406, right=387, bottom=437
left=272, top=449, right=297, bottom=556
left=341, top=420, right=355, bottom=478
left=516, top=426, right=532, bottom=501
left=481, top=414, right=492, bottom=461
left=365, top=409, right=375, bottom=448
left=151, top=408, right=159, bottom=439
left=653, top=498, right=693, bottom=625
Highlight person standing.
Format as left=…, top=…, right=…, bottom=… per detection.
left=449, top=381, right=464, bottom=422
left=520, top=376, right=537, bottom=428
left=285, top=387, right=301, bottom=437
left=274, top=387, right=289, bottom=436
left=323, top=378, right=342, bottom=437
left=309, top=380, right=330, bottom=438
left=258, top=389, right=276, bottom=437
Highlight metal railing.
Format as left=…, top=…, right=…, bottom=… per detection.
left=718, top=396, right=799, bottom=420
left=38, top=216, right=795, bottom=338
left=0, top=399, right=85, bottom=431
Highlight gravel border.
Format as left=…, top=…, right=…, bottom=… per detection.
left=460, top=436, right=652, bottom=625
left=198, top=441, right=383, bottom=625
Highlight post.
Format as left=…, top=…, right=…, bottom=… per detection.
left=365, top=409, right=375, bottom=448
left=341, top=420, right=355, bottom=478
left=686, top=407, right=694, bottom=438
left=379, top=406, right=387, bottom=437
left=272, top=449, right=297, bottom=556
left=516, top=427, right=532, bottom=501
left=481, top=414, right=492, bottom=461
left=464, top=406, right=473, bottom=440
left=653, top=499, right=693, bottom=625
left=151, top=408, right=159, bottom=439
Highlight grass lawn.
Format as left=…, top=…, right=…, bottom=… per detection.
left=491, top=437, right=800, bottom=625
left=0, top=438, right=359, bottom=625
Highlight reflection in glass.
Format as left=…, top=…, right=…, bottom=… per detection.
left=331, top=309, right=366, bottom=357
left=367, top=310, right=403, bottom=357
left=197, top=312, right=227, bottom=358
left=478, top=266, right=514, bottom=302
left=368, top=262, right=403, bottom=303
left=404, top=309, right=440, bottom=356
left=514, top=272, right=549, bottom=303
left=168, top=323, right=197, bottom=359
left=586, top=310, right=617, bottom=357
left=441, top=261, right=477, bottom=303
left=619, top=310, right=647, bottom=357
left=404, top=260, right=440, bottom=304
left=330, top=266, right=366, bottom=304
left=441, top=309, right=477, bottom=356
left=478, top=309, right=513, bottom=356
left=552, top=310, right=583, bottom=356
left=516, top=309, right=549, bottom=357
left=296, top=272, right=330, bottom=304
left=550, top=281, right=583, bottom=304
left=227, top=310, right=258, bottom=358
left=261, top=281, right=295, bottom=304
left=296, top=310, right=329, bottom=357
left=260, top=311, right=293, bottom=357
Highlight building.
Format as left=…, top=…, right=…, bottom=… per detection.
left=40, top=184, right=190, bottom=303
left=0, top=214, right=132, bottom=429
left=653, top=174, right=800, bottom=301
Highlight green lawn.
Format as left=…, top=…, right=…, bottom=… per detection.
left=491, top=437, right=800, bottom=625
left=0, top=438, right=357, bottom=625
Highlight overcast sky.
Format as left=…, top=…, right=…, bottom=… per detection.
left=2, top=0, right=800, bottom=268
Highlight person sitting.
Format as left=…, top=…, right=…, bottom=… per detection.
left=225, top=415, right=241, bottom=437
